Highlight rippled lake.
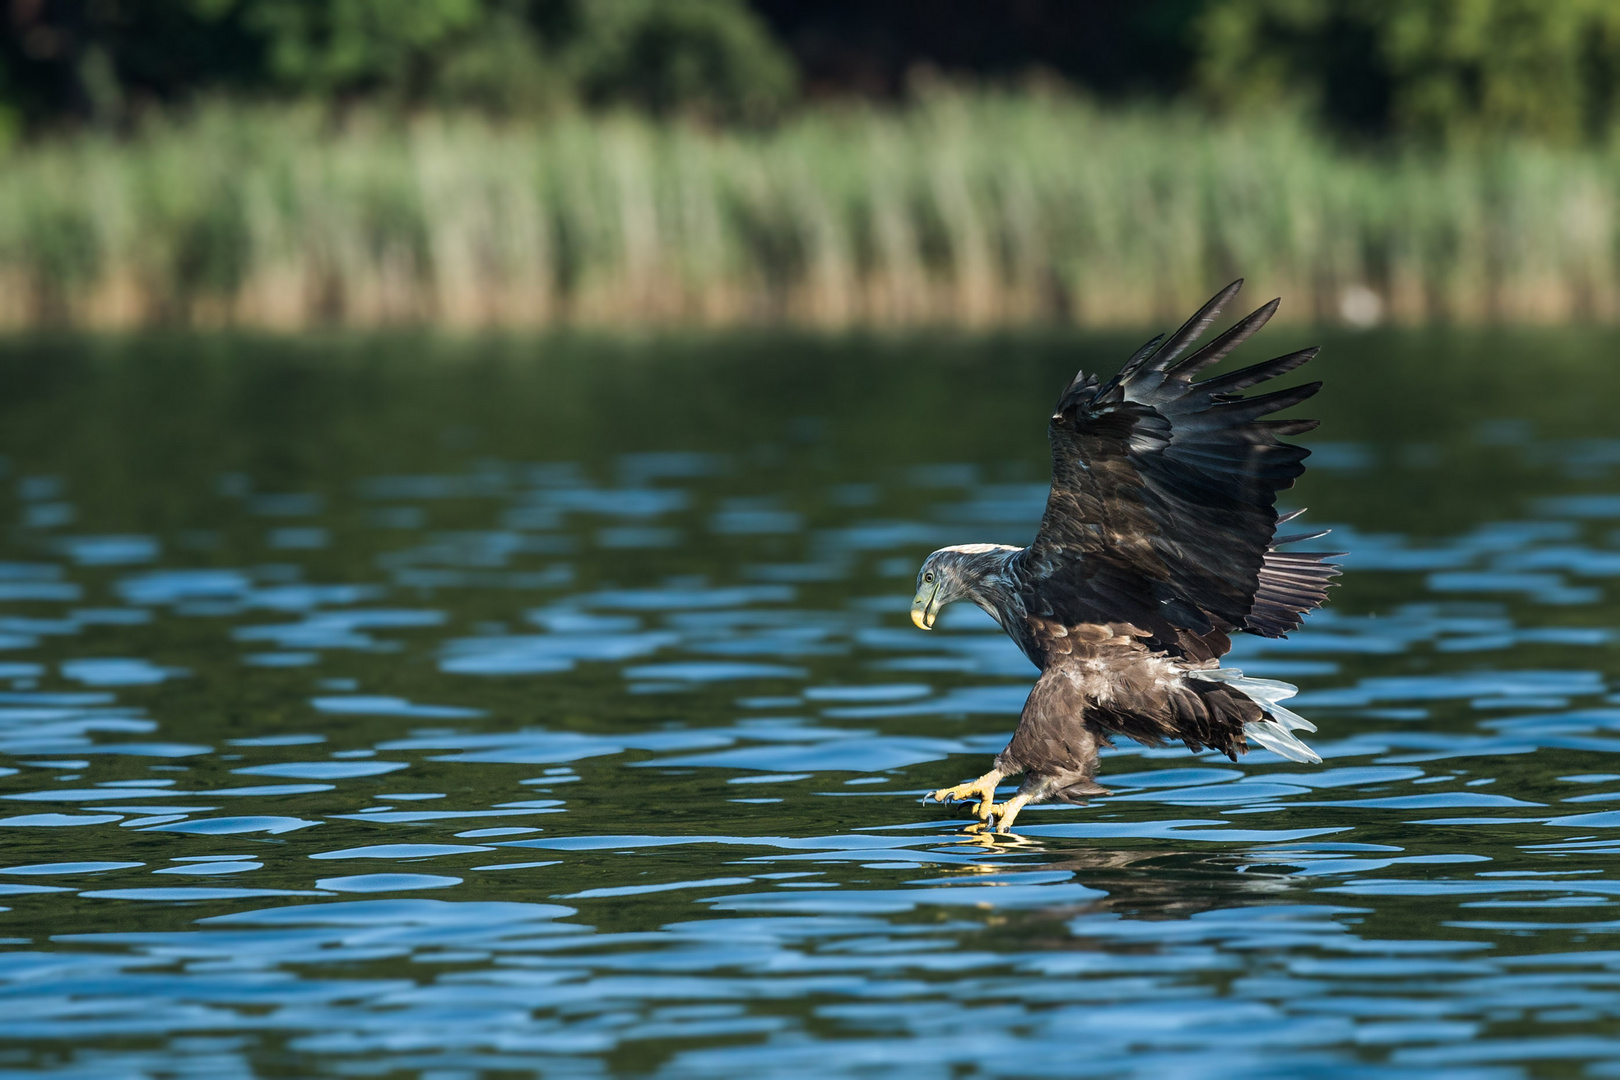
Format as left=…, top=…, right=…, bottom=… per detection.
left=2, top=328, right=1620, bottom=1077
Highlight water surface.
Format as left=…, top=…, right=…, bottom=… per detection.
left=0, top=329, right=1619, bottom=1077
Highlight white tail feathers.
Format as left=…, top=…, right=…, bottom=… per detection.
left=1189, top=667, right=1323, bottom=764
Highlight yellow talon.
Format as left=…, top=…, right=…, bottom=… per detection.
left=928, top=768, right=1005, bottom=822
left=986, top=792, right=1035, bottom=833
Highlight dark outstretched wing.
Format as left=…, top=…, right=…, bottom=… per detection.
left=1016, top=280, right=1337, bottom=657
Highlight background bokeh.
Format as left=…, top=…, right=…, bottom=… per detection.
left=7, top=0, right=1620, bottom=329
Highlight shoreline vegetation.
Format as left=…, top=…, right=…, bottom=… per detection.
left=8, top=94, right=1620, bottom=331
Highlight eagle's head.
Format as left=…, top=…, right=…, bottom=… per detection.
left=911, top=543, right=1019, bottom=630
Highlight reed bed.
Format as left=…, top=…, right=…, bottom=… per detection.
left=5, top=94, right=1620, bottom=329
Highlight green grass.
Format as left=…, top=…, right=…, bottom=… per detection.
left=5, top=93, right=1620, bottom=329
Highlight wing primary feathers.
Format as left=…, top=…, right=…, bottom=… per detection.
left=1146, top=279, right=1244, bottom=371
left=1115, top=334, right=1167, bottom=379
left=1214, top=380, right=1322, bottom=420
left=1275, top=508, right=1307, bottom=525
left=1166, top=299, right=1280, bottom=380
left=1273, top=529, right=1331, bottom=545
left=1199, top=347, right=1320, bottom=396
left=1257, top=418, right=1321, bottom=437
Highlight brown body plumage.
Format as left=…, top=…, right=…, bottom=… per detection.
left=911, top=281, right=1341, bottom=832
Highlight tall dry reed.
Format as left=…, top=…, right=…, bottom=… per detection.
left=4, top=94, right=1620, bottom=329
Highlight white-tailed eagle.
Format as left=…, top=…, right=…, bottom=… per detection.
left=912, top=281, right=1340, bottom=832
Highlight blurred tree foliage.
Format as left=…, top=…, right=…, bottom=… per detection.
left=1196, top=0, right=1620, bottom=143
left=6, top=0, right=1620, bottom=145
left=0, top=0, right=796, bottom=130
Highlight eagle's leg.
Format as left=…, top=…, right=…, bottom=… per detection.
left=928, top=767, right=1005, bottom=822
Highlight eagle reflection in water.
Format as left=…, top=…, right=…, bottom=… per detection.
left=911, top=281, right=1341, bottom=832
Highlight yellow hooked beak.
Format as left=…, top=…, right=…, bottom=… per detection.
left=911, top=582, right=941, bottom=630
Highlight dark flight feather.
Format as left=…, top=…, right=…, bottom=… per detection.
left=1200, top=347, right=1319, bottom=396
left=1164, top=297, right=1279, bottom=380
left=1145, top=278, right=1246, bottom=372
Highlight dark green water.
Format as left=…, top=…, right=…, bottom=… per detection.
left=0, top=328, right=1619, bottom=1078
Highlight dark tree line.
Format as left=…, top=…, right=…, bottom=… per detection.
left=7, top=0, right=1620, bottom=143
